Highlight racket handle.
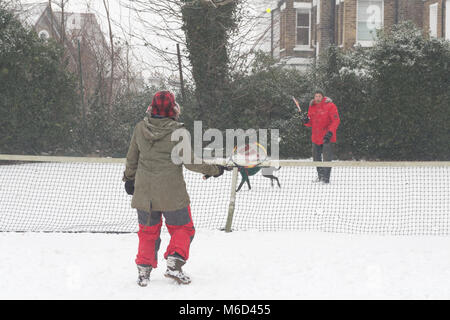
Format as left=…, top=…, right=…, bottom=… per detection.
left=292, top=96, right=302, bottom=112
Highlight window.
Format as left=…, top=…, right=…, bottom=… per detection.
left=429, top=3, right=438, bottom=38
left=357, top=0, right=383, bottom=44
left=317, top=0, right=320, bottom=24
left=296, top=10, right=310, bottom=46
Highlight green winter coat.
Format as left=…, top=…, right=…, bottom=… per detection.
left=123, top=116, right=220, bottom=212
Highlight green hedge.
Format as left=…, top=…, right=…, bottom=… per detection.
left=0, top=7, right=79, bottom=155
left=3, top=10, right=448, bottom=161
left=183, top=23, right=450, bottom=161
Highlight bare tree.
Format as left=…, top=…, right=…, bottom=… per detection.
left=117, top=0, right=275, bottom=79
left=51, top=0, right=69, bottom=46
left=102, top=0, right=115, bottom=115
left=0, top=0, right=21, bottom=10
left=48, top=0, right=54, bottom=38
left=46, top=0, right=142, bottom=108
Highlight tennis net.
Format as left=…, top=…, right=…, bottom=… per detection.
left=0, top=155, right=449, bottom=235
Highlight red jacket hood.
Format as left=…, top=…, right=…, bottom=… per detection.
left=310, top=97, right=328, bottom=107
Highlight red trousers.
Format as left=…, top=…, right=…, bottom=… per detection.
left=135, top=206, right=195, bottom=268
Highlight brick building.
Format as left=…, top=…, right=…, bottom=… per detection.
left=15, top=2, right=110, bottom=98
left=272, top=0, right=450, bottom=69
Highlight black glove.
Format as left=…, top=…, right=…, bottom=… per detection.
left=203, top=166, right=228, bottom=180
left=214, top=166, right=225, bottom=177
left=125, top=180, right=135, bottom=195
left=323, top=131, right=333, bottom=144
left=300, top=112, right=309, bottom=124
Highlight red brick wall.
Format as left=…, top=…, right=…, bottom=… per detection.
left=318, top=0, right=334, bottom=49
left=277, top=0, right=442, bottom=61
left=384, top=0, right=396, bottom=31
left=398, top=0, right=424, bottom=28
left=339, top=0, right=426, bottom=50
left=343, top=0, right=357, bottom=49
left=285, top=0, right=296, bottom=56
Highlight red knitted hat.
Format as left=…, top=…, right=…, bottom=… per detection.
left=147, top=91, right=178, bottom=118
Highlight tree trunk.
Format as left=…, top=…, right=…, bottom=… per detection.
left=181, top=0, right=237, bottom=129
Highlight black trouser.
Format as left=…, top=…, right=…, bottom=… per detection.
left=312, top=143, right=334, bottom=183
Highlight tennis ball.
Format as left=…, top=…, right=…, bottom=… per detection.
left=266, top=8, right=271, bottom=13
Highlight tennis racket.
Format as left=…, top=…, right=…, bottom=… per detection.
left=203, top=141, right=268, bottom=180
left=292, top=96, right=302, bottom=112
left=230, top=141, right=268, bottom=168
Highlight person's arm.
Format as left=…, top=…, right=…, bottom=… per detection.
left=303, top=108, right=312, bottom=127
left=327, top=103, right=340, bottom=133
left=184, top=156, right=222, bottom=177
left=123, top=126, right=140, bottom=182
left=298, top=110, right=310, bottom=125
left=323, top=103, right=340, bottom=143
left=171, top=126, right=224, bottom=178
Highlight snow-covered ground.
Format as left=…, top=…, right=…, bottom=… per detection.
left=1, top=162, right=449, bottom=299
left=1, top=231, right=450, bottom=299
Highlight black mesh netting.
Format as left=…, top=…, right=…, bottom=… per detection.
left=0, top=160, right=449, bottom=235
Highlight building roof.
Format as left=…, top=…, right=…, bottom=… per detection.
left=53, top=12, right=96, bottom=32
left=14, top=2, right=48, bottom=27
left=53, top=11, right=106, bottom=44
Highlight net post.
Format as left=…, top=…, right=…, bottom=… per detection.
left=225, top=167, right=239, bottom=233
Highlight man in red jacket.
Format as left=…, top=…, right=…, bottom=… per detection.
left=299, top=90, right=340, bottom=183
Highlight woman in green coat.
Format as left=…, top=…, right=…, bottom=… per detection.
left=123, top=91, right=223, bottom=286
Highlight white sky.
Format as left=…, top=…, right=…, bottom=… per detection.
left=19, top=0, right=279, bottom=80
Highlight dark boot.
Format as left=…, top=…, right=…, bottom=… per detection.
left=164, top=254, right=191, bottom=285
left=137, top=264, right=152, bottom=287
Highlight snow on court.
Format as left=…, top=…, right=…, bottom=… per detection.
left=1, top=231, right=450, bottom=299
left=1, top=161, right=449, bottom=299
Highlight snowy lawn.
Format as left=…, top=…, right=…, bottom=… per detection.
left=1, top=230, right=450, bottom=300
